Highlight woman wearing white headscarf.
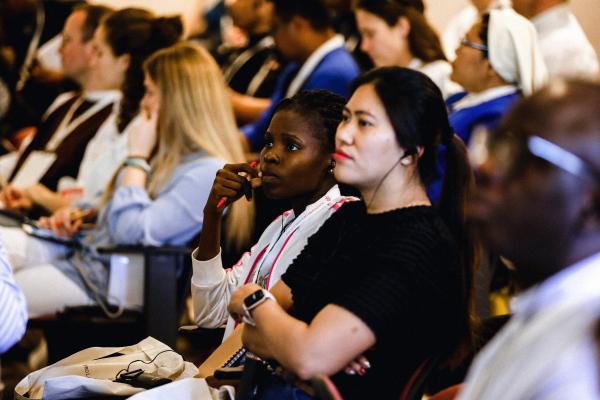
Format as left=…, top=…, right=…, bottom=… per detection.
left=448, top=8, right=547, bottom=147
left=442, top=0, right=511, bottom=61
left=423, top=8, right=547, bottom=202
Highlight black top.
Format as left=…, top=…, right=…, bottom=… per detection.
left=281, top=202, right=466, bottom=399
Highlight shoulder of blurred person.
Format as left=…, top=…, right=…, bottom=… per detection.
left=530, top=3, right=599, bottom=80
left=300, top=41, right=360, bottom=98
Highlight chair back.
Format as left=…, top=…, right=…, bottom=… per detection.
left=399, top=357, right=439, bottom=400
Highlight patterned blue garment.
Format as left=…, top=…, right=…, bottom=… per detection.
left=447, top=89, right=522, bottom=145
left=427, top=88, right=522, bottom=203
left=0, top=242, right=27, bottom=353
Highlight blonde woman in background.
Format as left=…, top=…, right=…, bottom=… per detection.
left=0, top=42, right=253, bottom=318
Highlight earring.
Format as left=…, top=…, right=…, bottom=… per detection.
left=328, top=159, right=336, bottom=173
left=400, top=157, right=411, bottom=166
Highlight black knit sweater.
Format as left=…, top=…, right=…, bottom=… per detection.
left=281, top=201, right=466, bottom=399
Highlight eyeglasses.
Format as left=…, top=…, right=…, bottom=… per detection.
left=460, top=39, right=489, bottom=53
left=472, top=129, right=600, bottom=184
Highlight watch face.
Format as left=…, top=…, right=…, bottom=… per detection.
left=244, top=289, right=265, bottom=308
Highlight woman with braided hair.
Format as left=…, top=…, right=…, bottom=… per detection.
left=192, top=89, right=358, bottom=340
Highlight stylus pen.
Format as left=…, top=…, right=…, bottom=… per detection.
left=216, top=161, right=257, bottom=208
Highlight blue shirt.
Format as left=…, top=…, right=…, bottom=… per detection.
left=0, top=242, right=27, bottom=353
left=53, top=151, right=224, bottom=296
left=242, top=45, right=360, bottom=151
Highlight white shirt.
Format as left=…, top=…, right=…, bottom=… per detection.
left=458, top=252, right=600, bottom=400
left=532, top=4, right=599, bottom=80
left=408, top=58, right=462, bottom=99
left=450, top=84, right=518, bottom=112
left=191, top=185, right=357, bottom=339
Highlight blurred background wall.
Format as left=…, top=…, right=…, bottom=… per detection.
left=425, top=0, right=600, bottom=59
left=91, top=0, right=599, bottom=63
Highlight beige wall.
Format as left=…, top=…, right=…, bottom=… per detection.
left=425, top=0, right=600, bottom=60
left=88, top=0, right=206, bottom=36
left=91, top=0, right=600, bottom=58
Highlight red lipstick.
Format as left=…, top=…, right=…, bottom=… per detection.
left=333, top=149, right=352, bottom=161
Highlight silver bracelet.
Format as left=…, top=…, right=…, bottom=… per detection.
left=123, top=157, right=151, bottom=174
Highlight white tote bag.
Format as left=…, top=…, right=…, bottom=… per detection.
left=14, top=337, right=200, bottom=399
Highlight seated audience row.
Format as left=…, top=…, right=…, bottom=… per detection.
left=1, top=6, right=182, bottom=215
left=0, top=0, right=598, bottom=398
left=0, top=41, right=251, bottom=318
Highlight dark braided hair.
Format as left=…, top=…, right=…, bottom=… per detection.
left=102, top=8, right=182, bottom=132
left=272, top=89, right=345, bottom=153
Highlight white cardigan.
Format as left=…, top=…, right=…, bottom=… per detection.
left=191, top=185, right=357, bottom=339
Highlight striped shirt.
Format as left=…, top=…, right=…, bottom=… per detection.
left=0, top=242, right=27, bottom=353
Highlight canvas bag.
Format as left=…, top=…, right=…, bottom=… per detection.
left=15, top=337, right=199, bottom=399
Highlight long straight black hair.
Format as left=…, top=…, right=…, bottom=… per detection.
left=350, top=66, right=476, bottom=362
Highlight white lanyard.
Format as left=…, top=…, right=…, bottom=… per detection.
left=249, top=199, right=329, bottom=288
left=223, top=36, right=274, bottom=83
left=46, top=94, right=117, bottom=151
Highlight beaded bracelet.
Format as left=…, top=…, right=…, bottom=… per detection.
left=123, top=157, right=151, bottom=174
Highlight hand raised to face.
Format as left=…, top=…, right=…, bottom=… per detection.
left=127, top=111, right=159, bottom=160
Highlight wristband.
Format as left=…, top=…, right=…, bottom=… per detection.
left=123, top=157, right=151, bottom=174
left=242, top=289, right=275, bottom=327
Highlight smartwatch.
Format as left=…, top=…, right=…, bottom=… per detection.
left=242, top=289, right=275, bottom=326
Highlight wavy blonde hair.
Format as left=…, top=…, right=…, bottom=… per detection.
left=143, top=43, right=254, bottom=250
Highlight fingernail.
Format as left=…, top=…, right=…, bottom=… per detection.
left=364, top=361, right=371, bottom=369
left=345, top=369, right=356, bottom=375
left=358, top=368, right=366, bottom=376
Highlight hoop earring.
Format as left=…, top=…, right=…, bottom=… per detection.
left=328, top=159, right=336, bottom=173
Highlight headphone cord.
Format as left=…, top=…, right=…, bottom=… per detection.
left=366, top=152, right=409, bottom=211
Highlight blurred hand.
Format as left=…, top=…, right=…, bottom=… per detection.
left=37, top=207, right=96, bottom=238
left=1, top=185, right=33, bottom=210
left=228, top=283, right=262, bottom=324
left=127, top=111, right=159, bottom=159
